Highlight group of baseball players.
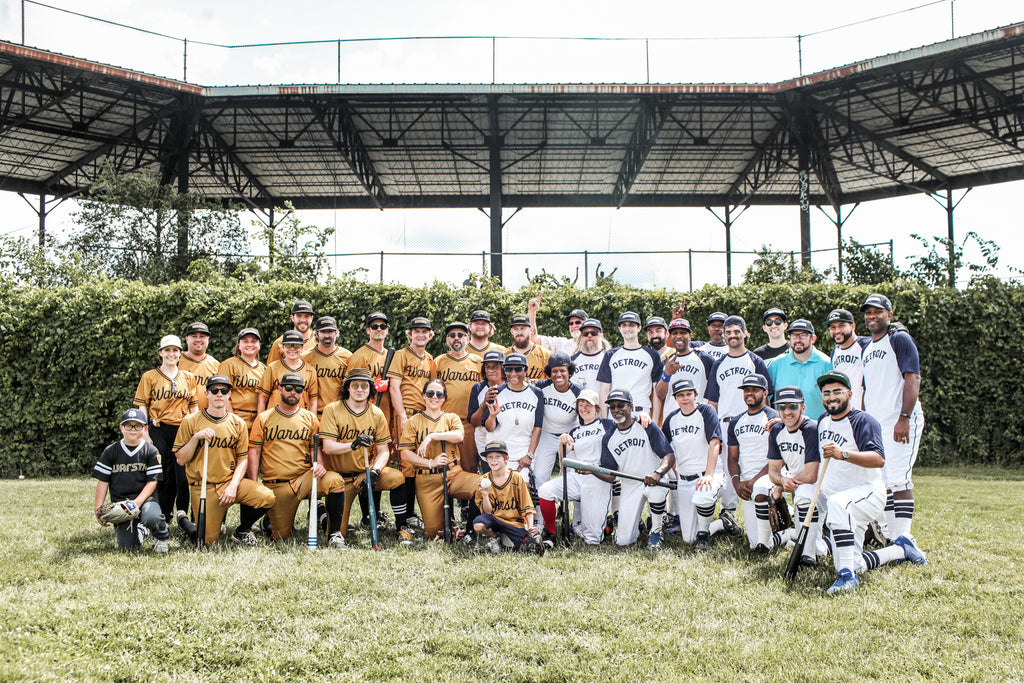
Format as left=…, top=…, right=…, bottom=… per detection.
left=93, top=294, right=928, bottom=593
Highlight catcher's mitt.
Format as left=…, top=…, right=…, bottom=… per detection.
left=97, top=500, right=140, bottom=525
left=767, top=489, right=794, bottom=533
left=520, top=528, right=545, bottom=556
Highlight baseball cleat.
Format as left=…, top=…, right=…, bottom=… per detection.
left=693, top=531, right=710, bottom=551
left=603, top=512, right=618, bottom=537
left=753, top=543, right=770, bottom=554
left=405, top=516, right=425, bottom=530
left=327, top=532, right=346, bottom=549
left=153, top=539, right=169, bottom=554
left=664, top=514, right=681, bottom=535
left=647, top=532, right=663, bottom=550
left=318, top=502, right=329, bottom=534
left=260, top=515, right=273, bottom=539
left=486, top=536, right=502, bottom=554
left=719, top=510, right=744, bottom=537
left=137, top=524, right=150, bottom=545
left=461, top=531, right=476, bottom=546
left=893, top=535, right=928, bottom=565
left=826, top=568, right=860, bottom=595
left=176, top=511, right=198, bottom=544
left=864, top=520, right=888, bottom=549
left=800, top=554, right=818, bottom=567
left=230, top=530, right=259, bottom=547
left=398, top=528, right=415, bottom=546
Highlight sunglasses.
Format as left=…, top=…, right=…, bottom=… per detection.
left=607, top=402, right=630, bottom=409
left=282, top=344, right=303, bottom=350
left=280, top=385, right=303, bottom=393
left=122, top=424, right=145, bottom=431
left=568, top=320, right=583, bottom=326
left=368, top=323, right=389, bottom=330
left=208, top=386, right=231, bottom=396
left=505, top=366, right=526, bottom=373
left=424, top=390, right=446, bottom=399
left=581, top=331, right=599, bottom=337
left=765, top=319, right=785, bottom=326
left=448, top=332, right=467, bottom=338
left=777, top=403, right=803, bottom=411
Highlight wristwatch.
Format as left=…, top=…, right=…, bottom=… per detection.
left=841, top=450, right=850, bottom=460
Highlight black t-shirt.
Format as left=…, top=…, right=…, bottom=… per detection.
left=92, top=439, right=162, bottom=502
left=753, top=341, right=790, bottom=362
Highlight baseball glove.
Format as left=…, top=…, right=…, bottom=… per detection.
left=767, top=488, right=794, bottom=533
left=97, top=500, right=140, bottom=525
left=520, top=528, right=545, bottom=556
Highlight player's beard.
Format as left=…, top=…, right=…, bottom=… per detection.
left=448, top=339, right=465, bottom=353
left=318, top=334, right=336, bottom=348
left=825, top=396, right=850, bottom=416
left=281, top=391, right=301, bottom=407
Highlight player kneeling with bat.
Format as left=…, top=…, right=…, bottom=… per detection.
left=814, top=371, right=927, bottom=594
left=472, top=442, right=542, bottom=553
left=93, top=408, right=171, bottom=553
left=173, top=375, right=276, bottom=547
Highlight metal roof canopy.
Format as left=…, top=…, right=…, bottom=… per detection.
left=2, top=23, right=1024, bottom=281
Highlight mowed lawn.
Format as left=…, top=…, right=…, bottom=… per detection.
left=2, top=469, right=1023, bottom=682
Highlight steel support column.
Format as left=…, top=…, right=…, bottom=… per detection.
left=946, top=189, right=955, bottom=288
left=798, top=143, right=811, bottom=267
left=487, top=96, right=503, bottom=282
left=707, top=205, right=747, bottom=287
left=816, top=202, right=860, bottom=282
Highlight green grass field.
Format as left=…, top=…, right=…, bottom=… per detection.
left=2, top=469, right=1022, bottom=682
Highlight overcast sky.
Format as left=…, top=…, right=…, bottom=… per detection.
left=1, top=0, right=1022, bottom=290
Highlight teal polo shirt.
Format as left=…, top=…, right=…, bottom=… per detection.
left=768, top=348, right=833, bottom=418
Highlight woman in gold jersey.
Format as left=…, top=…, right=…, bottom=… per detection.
left=217, top=328, right=266, bottom=430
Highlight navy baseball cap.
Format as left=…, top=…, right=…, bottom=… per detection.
left=315, top=316, right=338, bottom=332
left=237, top=327, right=261, bottom=341
left=775, top=385, right=804, bottom=403
left=669, top=318, right=691, bottom=331
left=183, top=322, right=210, bottom=337
left=509, top=314, right=531, bottom=327
left=279, top=372, right=305, bottom=388
left=567, top=309, right=588, bottom=322
left=707, top=312, right=728, bottom=324
left=817, top=370, right=852, bottom=389
left=671, top=378, right=698, bottom=395
left=408, top=317, right=433, bottom=331
left=763, top=308, right=787, bottom=322
left=503, top=352, right=528, bottom=367
left=482, top=350, right=505, bottom=364
left=724, top=315, right=747, bottom=330
left=618, top=311, right=641, bottom=325
left=580, top=318, right=603, bottom=331
left=826, top=309, right=855, bottom=324
left=860, top=294, right=893, bottom=312
left=120, top=408, right=147, bottom=426
left=364, top=311, right=389, bottom=326
left=292, top=301, right=314, bottom=315
left=281, top=330, right=304, bottom=345
left=606, top=389, right=634, bottom=404
left=470, top=310, right=492, bottom=322
left=445, top=321, right=469, bottom=335
left=546, top=352, right=572, bottom=369
left=206, top=374, right=231, bottom=389
left=645, top=316, right=668, bottom=330
left=739, top=374, right=768, bottom=390
left=788, top=319, right=815, bottom=335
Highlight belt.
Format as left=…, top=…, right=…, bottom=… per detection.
left=679, top=472, right=704, bottom=482
left=264, top=478, right=292, bottom=485
left=190, top=480, right=229, bottom=488
left=416, top=467, right=447, bottom=476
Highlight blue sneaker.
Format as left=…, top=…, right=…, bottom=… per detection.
left=893, top=535, right=928, bottom=565
left=664, top=515, right=681, bottom=535
left=647, top=532, right=663, bottom=550
left=827, top=568, right=859, bottom=595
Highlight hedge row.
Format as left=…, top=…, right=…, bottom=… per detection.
left=1, top=276, right=1020, bottom=476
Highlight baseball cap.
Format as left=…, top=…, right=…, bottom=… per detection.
left=470, top=310, right=492, bottom=323
left=206, top=374, right=231, bottom=389
left=183, top=322, right=210, bottom=337
left=509, top=314, right=531, bottom=327
left=120, top=408, right=147, bottom=426
left=315, top=316, right=338, bottom=332
left=817, top=370, right=852, bottom=389
left=445, top=321, right=469, bottom=336
left=668, top=318, right=691, bottom=331
left=503, top=352, right=528, bottom=367
left=860, top=294, right=893, bottom=312
left=580, top=318, right=603, bottom=331
left=364, top=311, right=389, bottom=326
left=763, top=308, right=787, bottom=322
left=739, top=374, right=768, bottom=390
left=577, top=389, right=600, bottom=406
left=237, top=327, right=261, bottom=341
left=482, top=350, right=505, bottom=364
left=775, top=385, right=804, bottom=403
left=344, top=368, right=373, bottom=385
left=158, top=335, right=182, bottom=351
left=707, top=312, right=727, bottom=324
left=826, top=309, right=855, bottom=325
left=279, top=372, right=305, bottom=388
left=566, top=309, right=589, bottom=322
left=788, top=319, right=815, bottom=335
left=671, top=378, right=698, bottom=395
left=292, top=301, right=314, bottom=315
left=606, top=388, right=633, bottom=404
left=546, top=352, right=572, bottom=370
left=408, top=316, right=433, bottom=331
left=482, top=442, right=510, bottom=457
left=645, top=316, right=668, bottom=330
left=281, top=330, right=304, bottom=346
left=724, top=315, right=747, bottom=330
left=618, top=311, right=641, bottom=325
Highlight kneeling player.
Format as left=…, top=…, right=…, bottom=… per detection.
left=173, top=375, right=276, bottom=546
left=92, top=408, right=170, bottom=553
left=473, top=442, right=539, bottom=552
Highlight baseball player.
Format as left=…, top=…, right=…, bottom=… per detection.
left=644, top=316, right=672, bottom=360
left=598, top=389, right=675, bottom=549
left=246, top=372, right=343, bottom=541
left=816, top=370, right=927, bottom=594
left=533, top=352, right=582, bottom=527
left=764, top=385, right=823, bottom=564
left=826, top=309, right=870, bottom=410
left=767, top=319, right=832, bottom=418
left=655, top=318, right=714, bottom=406
left=860, top=293, right=925, bottom=543
left=258, top=330, right=318, bottom=414
left=661, top=379, right=739, bottom=549
left=466, top=310, right=504, bottom=357
left=436, top=321, right=484, bottom=472
left=725, top=374, right=781, bottom=550
left=217, top=328, right=266, bottom=430
left=528, top=294, right=586, bottom=355
left=482, top=352, right=545, bottom=474
left=569, top=318, right=609, bottom=391
left=92, top=408, right=169, bottom=553
left=387, top=316, right=436, bottom=532
left=753, top=308, right=790, bottom=363
left=173, top=374, right=276, bottom=546
left=466, top=350, right=507, bottom=463
left=398, top=379, right=483, bottom=542
left=691, top=312, right=729, bottom=361
left=537, top=390, right=614, bottom=545
left=319, top=368, right=404, bottom=547
left=506, top=313, right=552, bottom=383
left=596, top=311, right=664, bottom=420
left=178, top=322, right=219, bottom=412
left=472, top=441, right=539, bottom=553
left=266, top=300, right=316, bottom=365
left=301, top=315, right=352, bottom=417
left=133, top=334, right=199, bottom=532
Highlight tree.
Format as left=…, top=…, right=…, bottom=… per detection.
left=904, top=232, right=1004, bottom=288
left=64, top=164, right=247, bottom=283
left=236, top=202, right=336, bottom=283
left=742, top=246, right=827, bottom=285
left=839, top=238, right=903, bottom=285
left=0, top=234, right=103, bottom=288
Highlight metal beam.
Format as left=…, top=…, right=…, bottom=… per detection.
left=612, top=96, right=668, bottom=207
left=310, top=102, right=387, bottom=209
left=487, top=95, right=502, bottom=282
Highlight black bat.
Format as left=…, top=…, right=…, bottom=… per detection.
left=196, top=440, right=209, bottom=549
left=785, top=457, right=831, bottom=581
left=441, top=440, right=452, bottom=544
left=560, top=444, right=571, bottom=546
left=374, top=347, right=396, bottom=407
left=363, top=440, right=381, bottom=550
left=563, top=458, right=677, bottom=490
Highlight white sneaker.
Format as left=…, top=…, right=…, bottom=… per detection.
left=486, top=536, right=501, bottom=554
left=328, top=532, right=346, bottom=549
left=137, top=524, right=151, bottom=545
left=153, top=539, right=169, bottom=554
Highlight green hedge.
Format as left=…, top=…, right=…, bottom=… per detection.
left=1, top=277, right=1020, bottom=476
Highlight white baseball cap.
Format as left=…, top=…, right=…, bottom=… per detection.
left=158, top=335, right=182, bottom=351
left=577, top=389, right=601, bottom=406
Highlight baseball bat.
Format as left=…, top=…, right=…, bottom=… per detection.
left=560, top=444, right=570, bottom=546
left=307, top=434, right=320, bottom=550
left=441, top=440, right=452, bottom=544
left=196, top=440, right=209, bottom=549
left=784, top=456, right=831, bottom=581
left=563, top=458, right=678, bottom=490
left=374, top=347, right=397, bottom=407
left=363, top=441, right=381, bottom=550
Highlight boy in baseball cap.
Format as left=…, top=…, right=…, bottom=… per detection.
left=472, top=442, right=539, bottom=553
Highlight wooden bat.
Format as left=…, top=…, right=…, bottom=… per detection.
left=307, top=434, right=319, bottom=550
left=560, top=444, right=571, bottom=546
left=196, top=440, right=209, bottom=549
left=784, top=456, right=831, bottom=580
left=441, top=440, right=452, bottom=544
left=363, top=440, right=381, bottom=550
left=563, top=458, right=677, bottom=490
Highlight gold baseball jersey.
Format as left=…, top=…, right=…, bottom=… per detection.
left=301, top=345, right=351, bottom=410
left=172, top=409, right=249, bottom=484
left=436, top=352, right=483, bottom=420
left=266, top=331, right=316, bottom=366
left=179, top=353, right=220, bottom=411
left=347, top=344, right=394, bottom=415
left=473, top=470, right=534, bottom=528
left=387, top=347, right=436, bottom=414
left=249, top=407, right=319, bottom=482
left=133, top=368, right=198, bottom=426
left=318, top=400, right=392, bottom=474
left=397, top=411, right=463, bottom=465
left=217, top=356, right=266, bottom=419
left=505, top=343, right=552, bottom=383
left=467, top=341, right=504, bottom=357
left=259, top=359, right=318, bottom=411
